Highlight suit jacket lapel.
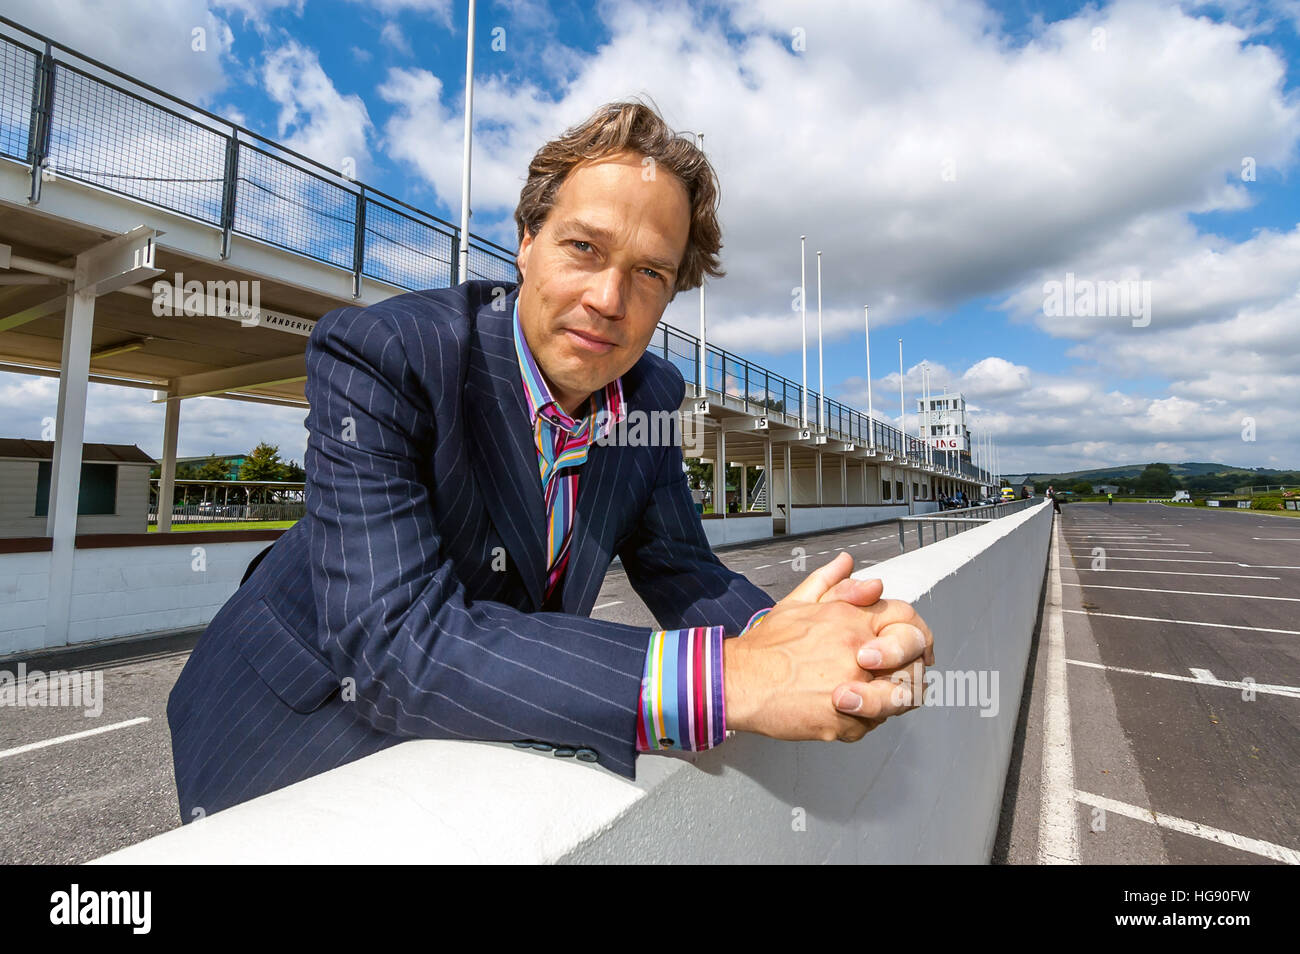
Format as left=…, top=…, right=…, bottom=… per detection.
left=464, top=286, right=547, bottom=610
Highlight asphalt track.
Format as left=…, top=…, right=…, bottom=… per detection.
left=998, top=503, right=1299, bottom=865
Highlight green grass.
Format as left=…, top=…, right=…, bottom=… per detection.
left=148, top=520, right=298, bottom=532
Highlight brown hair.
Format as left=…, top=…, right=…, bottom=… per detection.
left=514, top=100, right=724, bottom=295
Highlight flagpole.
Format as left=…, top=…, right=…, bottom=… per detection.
left=800, top=235, right=808, bottom=428
left=456, top=0, right=477, bottom=284
left=864, top=305, right=874, bottom=451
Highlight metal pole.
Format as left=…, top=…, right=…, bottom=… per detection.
left=898, top=338, right=904, bottom=457
left=864, top=305, right=874, bottom=451
left=800, top=235, right=807, bottom=428
left=816, top=250, right=824, bottom=432
left=697, top=132, right=706, bottom=398
left=456, top=0, right=477, bottom=285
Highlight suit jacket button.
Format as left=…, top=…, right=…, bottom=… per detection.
left=530, top=742, right=554, bottom=751
left=575, top=748, right=598, bottom=762
left=553, top=747, right=576, bottom=758
left=512, top=741, right=534, bottom=748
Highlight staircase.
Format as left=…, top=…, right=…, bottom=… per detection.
left=749, top=470, right=768, bottom=511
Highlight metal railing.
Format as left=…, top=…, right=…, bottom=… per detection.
left=0, top=16, right=518, bottom=295
left=147, top=503, right=305, bottom=525
left=897, top=497, right=1039, bottom=552
left=0, top=15, right=999, bottom=488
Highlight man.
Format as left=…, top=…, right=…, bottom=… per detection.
left=167, top=101, right=933, bottom=821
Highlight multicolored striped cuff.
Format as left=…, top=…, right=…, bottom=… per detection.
left=636, top=625, right=726, bottom=752
left=741, top=606, right=773, bottom=633
left=634, top=607, right=776, bottom=754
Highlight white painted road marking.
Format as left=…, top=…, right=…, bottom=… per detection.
left=1062, top=582, right=1300, bottom=602
left=0, top=717, right=151, bottom=761
left=1067, top=659, right=1300, bottom=699
left=1063, top=608, right=1300, bottom=636
left=591, top=601, right=624, bottom=611
left=1039, top=521, right=1079, bottom=865
left=1078, top=569, right=1280, bottom=580
left=1074, top=791, right=1300, bottom=865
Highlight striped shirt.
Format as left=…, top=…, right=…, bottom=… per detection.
left=512, top=301, right=768, bottom=753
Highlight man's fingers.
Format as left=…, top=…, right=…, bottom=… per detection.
left=856, top=622, right=930, bottom=671
left=817, top=576, right=883, bottom=607
left=783, top=551, right=854, bottom=603
left=832, top=677, right=919, bottom=720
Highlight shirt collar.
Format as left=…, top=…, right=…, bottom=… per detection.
left=512, top=299, right=626, bottom=439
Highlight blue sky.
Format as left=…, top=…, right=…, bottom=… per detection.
left=3, top=0, right=1299, bottom=474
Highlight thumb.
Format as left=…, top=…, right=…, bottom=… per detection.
left=783, top=551, right=854, bottom=604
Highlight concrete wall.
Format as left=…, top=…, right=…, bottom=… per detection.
left=95, top=501, right=1053, bottom=864
left=701, top=514, right=774, bottom=547
left=0, top=539, right=269, bottom=657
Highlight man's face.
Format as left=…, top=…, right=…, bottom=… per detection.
left=515, top=150, right=691, bottom=416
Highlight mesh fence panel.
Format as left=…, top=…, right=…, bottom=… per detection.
left=363, top=200, right=455, bottom=290
left=466, top=242, right=518, bottom=284
left=48, top=65, right=225, bottom=223
left=235, top=144, right=355, bottom=267
left=0, top=37, right=35, bottom=162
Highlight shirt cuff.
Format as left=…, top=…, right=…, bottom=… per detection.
left=740, top=606, right=773, bottom=634
left=636, top=625, right=726, bottom=752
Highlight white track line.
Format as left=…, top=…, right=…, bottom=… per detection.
left=1254, top=538, right=1300, bottom=541
left=1074, top=792, right=1300, bottom=865
left=752, top=564, right=772, bottom=570
left=1104, top=557, right=1234, bottom=564
left=1091, top=548, right=1212, bottom=554
left=1067, top=659, right=1300, bottom=699
left=1062, top=582, right=1300, bottom=602
left=0, top=717, right=150, bottom=760
left=591, top=601, right=624, bottom=611
left=1039, top=520, right=1079, bottom=864
left=1078, top=569, right=1279, bottom=580
left=1063, top=608, right=1300, bottom=636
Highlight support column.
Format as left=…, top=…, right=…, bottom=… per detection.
left=784, top=442, right=793, bottom=532
left=44, top=276, right=95, bottom=649
left=815, top=450, right=823, bottom=505
left=714, top=428, right=726, bottom=520
left=840, top=455, right=847, bottom=505
left=739, top=463, right=747, bottom=512
left=157, top=387, right=181, bottom=532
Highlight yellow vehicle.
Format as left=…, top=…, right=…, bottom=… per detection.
left=1000, top=487, right=1016, bottom=502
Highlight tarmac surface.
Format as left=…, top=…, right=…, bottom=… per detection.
left=997, top=503, right=1299, bottom=865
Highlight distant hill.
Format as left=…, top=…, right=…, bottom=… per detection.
left=1022, top=462, right=1295, bottom=483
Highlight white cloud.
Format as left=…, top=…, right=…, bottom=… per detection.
left=3, top=0, right=236, bottom=103
left=263, top=40, right=374, bottom=174
left=380, top=21, right=413, bottom=57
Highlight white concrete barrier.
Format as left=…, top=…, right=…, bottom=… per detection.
left=95, top=501, right=1052, bottom=864
left=0, top=539, right=272, bottom=656
left=700, top=513, right=774, bottom=547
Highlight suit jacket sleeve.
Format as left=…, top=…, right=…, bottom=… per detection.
left=616, top=368, right=774, bottom=635
left=303, top=304, right=652, bottom=779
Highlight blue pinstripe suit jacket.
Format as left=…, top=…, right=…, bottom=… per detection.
left=166, top=280, right=771, bottom=820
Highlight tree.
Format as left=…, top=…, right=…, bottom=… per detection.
left=1134, top=463, right=1178, bottom=497
left=1071, top=481, right=1093, bottom=495
left=239, top=442, right=289, bottom=503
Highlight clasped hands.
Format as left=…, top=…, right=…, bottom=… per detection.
left=723, top=552, right=934, bottom=743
